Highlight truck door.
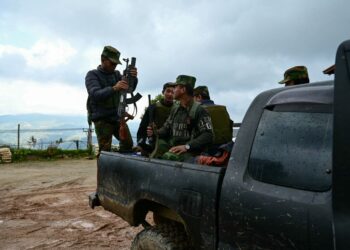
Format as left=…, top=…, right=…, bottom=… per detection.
left=219, top=81, right=334, bottom=250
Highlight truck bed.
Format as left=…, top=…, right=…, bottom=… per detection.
left=96, top=151, right=226, bottom=248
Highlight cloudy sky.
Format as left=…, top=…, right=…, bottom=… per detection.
left=0, top=0, right=349, bottom=122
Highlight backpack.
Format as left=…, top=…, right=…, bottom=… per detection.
left=201, top=104, right=233, bottom=145
left=183, top=103, right=232, bottom=145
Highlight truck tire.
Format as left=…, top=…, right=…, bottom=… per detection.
left=131, top=223, right=191, bottom=250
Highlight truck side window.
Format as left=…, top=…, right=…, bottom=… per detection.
left=248, top=107, right=332, bottom=192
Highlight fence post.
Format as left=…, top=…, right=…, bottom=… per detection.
left=17, top=124, right=20, bottom=149
left=74, top=140, right=79, bottom=150
left=87, top=125, right=92, bottom=149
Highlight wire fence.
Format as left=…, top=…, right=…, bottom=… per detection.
left=0, top=123, right=241, bottom=150
left=0, top=125, right=94, bottom=150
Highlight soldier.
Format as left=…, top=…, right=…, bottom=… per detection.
left=193, top=86, right=234, bottom=166
left=85, top=45, right=137, bottom=155
left=136, top=82, right=174, bottom=155
left=279, top=66, right=310, bottom=87
left=147, top=75, right=213, bottom=161
left=194, top=86, right=214, bottom=105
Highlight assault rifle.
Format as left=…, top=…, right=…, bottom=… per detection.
left=137, top=94, right=155, bottom=156
left=118, top=57, right=142, bottom=140
left=147, top=94, right=157, bottom=145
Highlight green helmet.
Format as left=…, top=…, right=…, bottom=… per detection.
left=101, top=46, right=122, bottom=65
left=279, top=66, right=309, bottom=85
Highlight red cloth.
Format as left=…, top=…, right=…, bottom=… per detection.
left=196, top=151, right=230, bottom=166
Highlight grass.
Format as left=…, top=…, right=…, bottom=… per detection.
left=9, top=147, right=95, bottom=162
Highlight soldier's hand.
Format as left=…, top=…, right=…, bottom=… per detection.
left=146, top=126, right=153, bottom=137
left=129, top=67, right=138, bottom=77
left=169, top=145, right=187, bottom=155
left=113, top=80, right=129, bottom=91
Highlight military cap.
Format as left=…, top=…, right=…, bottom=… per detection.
left=101, top=46, right=122, bottom=65
left=162, top=82, right=174, bottom=93
left=194, top=85, right=210, bottom=97
left=174, top=75, right=196, bottom=88
left=279, top=66, right=309, bottom=84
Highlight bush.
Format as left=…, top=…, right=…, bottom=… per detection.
left=10, top=148, right=94, bottom=162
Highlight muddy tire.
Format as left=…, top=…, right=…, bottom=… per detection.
left=131, top=223, right=191, bottom=250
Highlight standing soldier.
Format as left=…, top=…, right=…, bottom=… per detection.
left=147, top=75, right=213, bottom=161
left=137, top=82, right=174, bottom=156
left=85, top=46, right=137, bottom=155
left=279, top=66, right=310, bottom=87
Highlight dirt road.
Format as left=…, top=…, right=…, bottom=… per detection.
left=0, top=159, right=143, bottom=250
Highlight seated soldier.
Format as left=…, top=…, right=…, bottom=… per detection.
left=193, top=85, right=215, bottom=105
left=194, top=85, right=234, bottom=166
left=147, top=75, right=213, bottom=162
left=136, top=82, right=174, bottom=156
left=278, top=66, right=310, bottom=87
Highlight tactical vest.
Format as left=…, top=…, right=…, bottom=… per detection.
left=153, top=101, right=173, bottom=128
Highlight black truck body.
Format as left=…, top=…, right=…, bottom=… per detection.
left=90, top=40, right=350, bottom=250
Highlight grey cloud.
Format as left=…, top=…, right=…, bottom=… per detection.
left=0, top=0, right=348, bottom=119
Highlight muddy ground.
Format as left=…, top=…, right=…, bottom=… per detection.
left=0, top=159, right=144, bottom=250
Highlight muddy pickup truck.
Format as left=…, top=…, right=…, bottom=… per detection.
left=89, top=40, right=350, bottom=250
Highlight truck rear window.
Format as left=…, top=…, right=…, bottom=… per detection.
left=248, top=108, right=332, bottom=192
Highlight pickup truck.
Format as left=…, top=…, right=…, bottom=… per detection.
left=89, top=40, right=350, bottom=250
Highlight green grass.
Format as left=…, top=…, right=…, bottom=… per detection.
left=9, top=147, right=95, bottom=162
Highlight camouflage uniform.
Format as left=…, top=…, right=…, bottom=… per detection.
left=152, top=75, right=214, bottom=161
left=85, top=46, right=134, bottom=153
left=94, top=120, right=133, bottom=152
left=279, top=66, right=310, bottom=86
left=137, top=98, right=173, bottom=154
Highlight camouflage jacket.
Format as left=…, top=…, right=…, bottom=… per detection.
left=137, top=99, right=173, bottom=143
left=158, top=100, right=213, bottom=151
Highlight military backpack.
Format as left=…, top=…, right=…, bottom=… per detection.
left=172, top=102, right=233, bottom=145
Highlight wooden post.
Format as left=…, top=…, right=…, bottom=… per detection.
left=87, top=125, right=92, bottom=149
left=17, top=124, right=20, bottom=149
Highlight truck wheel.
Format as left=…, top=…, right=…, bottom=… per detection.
left=131, top=223, right=191, bottom=250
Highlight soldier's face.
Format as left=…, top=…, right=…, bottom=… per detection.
left=101, top=58, right=117, bottom=73
left=194, top=95, right=202, bottom=102
left=174, top=85, right=185, bottom=100
left=164, top=87, right=174, bottom=103
left=285, top=80, right=295, bottom=87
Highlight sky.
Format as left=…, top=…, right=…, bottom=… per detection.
left=0, top=0, right=349, bottom=123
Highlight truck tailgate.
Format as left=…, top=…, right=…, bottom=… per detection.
left=96, top=151, right=226, bottom=248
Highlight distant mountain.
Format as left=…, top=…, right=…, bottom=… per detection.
left=0, top=113, right=88, bottom=129
left=0, top=113, right=140, bottom=149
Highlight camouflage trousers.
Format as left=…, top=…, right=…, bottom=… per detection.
left=150, top=138, right=193, bottom=162
left=94, top=120, right=133, bottom=154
